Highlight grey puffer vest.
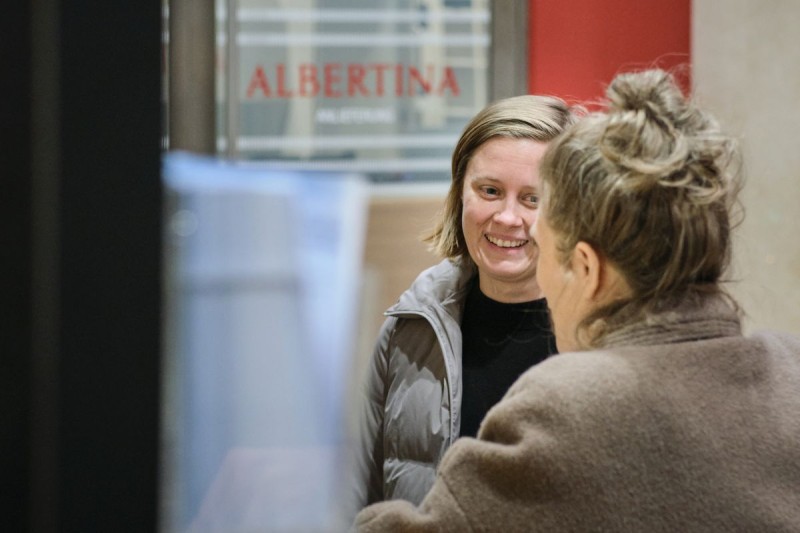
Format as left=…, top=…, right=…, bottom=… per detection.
left=346, top=258, right=476, bottom=518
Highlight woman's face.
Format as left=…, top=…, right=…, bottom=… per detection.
left=530, top=207, right=583, bottom=352
left=461, top=137, right=549, bottom=302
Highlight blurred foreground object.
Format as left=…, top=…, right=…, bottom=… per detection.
left=161, top=152, right=368, bottom=532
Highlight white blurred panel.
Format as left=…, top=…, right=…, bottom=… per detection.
left=161, top=152, right=367, bottom=532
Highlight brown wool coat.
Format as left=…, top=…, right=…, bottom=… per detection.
left=355, top=294, right=800, bottom=532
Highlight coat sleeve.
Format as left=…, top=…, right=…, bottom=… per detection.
left=352, top=361, right=594, bottom=532
left=342, top=317, right=395, bottom=525
left=353, top=427, right=520, bottom=532
left=352, top=384, right=540, bottom=532
left=354, top=474, right=472, bottom=533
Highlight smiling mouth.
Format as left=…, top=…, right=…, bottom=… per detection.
left=485, top=235, right=528, bottom=248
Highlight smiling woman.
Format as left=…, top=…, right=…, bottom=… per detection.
left=461, top=137, right=547, bottom=303
left=461, top=137, right=549, bottom=303
left=345, top=94, right=577, bottom=524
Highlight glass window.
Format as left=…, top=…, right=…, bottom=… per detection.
left=217, top=0, right=491, bottom=182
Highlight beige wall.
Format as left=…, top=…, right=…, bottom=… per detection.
left=693, top=0, right=800, bottom=334
left=359, top=187, right=446, bottom=341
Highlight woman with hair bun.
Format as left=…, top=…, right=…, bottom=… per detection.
left=354, top=68, right=800, bottom=532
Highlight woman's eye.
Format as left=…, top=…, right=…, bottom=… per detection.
left=524, top=194, right=540, bottom=206
left=482, top=186, right=500, bottom=196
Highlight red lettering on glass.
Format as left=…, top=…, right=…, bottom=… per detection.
left=324, top=63, right=342, bottom=97
left=299, top=64, right=320, bottom=97
left=372, top=64, right=391, bottom=96
left=348, top=64, right=369, bottom=97
left=245, top=63, right=461, bottom=99
left=277, top=64, right=293, bottom=97
left=394, top=64, right=403, bottom=96
left=439, top=66, right=460, bottom=97
left=246, top=65, right=272, bottom=97
left=408, top=65, right=433, bottom=95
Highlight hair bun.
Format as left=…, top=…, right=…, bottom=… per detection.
left=598, top=69, right=698, bottom=192
left=598, top=69, right=738, bottom=208
left=608, top=69, right=684, bottom=121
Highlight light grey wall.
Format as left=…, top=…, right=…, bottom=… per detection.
left=693, top=0, right=800, bottom=334
left=490, top=0, right=528, bottom=100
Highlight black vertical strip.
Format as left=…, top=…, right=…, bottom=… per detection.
left=30, top=0, right=62, bottom=528
left=1, top=2, right=33, bottom=531
left=56, top=1, right=163, bottom=530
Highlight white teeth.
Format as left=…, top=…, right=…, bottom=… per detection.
left=486, top=235, right=527, bottom=248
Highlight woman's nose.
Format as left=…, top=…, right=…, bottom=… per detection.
left=493, top=200, right=523, bottom=225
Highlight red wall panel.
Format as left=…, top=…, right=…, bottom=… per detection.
left=528, top=0, right=691, bottom=105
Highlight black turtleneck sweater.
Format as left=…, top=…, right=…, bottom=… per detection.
left=459, top=278, right=557, bottom=438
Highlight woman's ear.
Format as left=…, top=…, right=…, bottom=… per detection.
left=571, top=241, right=603, bottom=301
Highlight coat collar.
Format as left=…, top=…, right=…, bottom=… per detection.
left=602, top=292, right=742, bottom=348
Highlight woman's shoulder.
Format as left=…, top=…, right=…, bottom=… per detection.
left=392, top=257, right=475, bottom=311
left=472, top=349, right=645, bottom=454
left=750, top=329, right=800, bottom=354
left=492, top=347, right=660, bottom=430
left=413, top=257, right=473, bottom=286
left=520, top=346, right=635, bottom=380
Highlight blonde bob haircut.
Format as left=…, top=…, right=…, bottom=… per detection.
left=425, top=94, right=576, bottom=261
